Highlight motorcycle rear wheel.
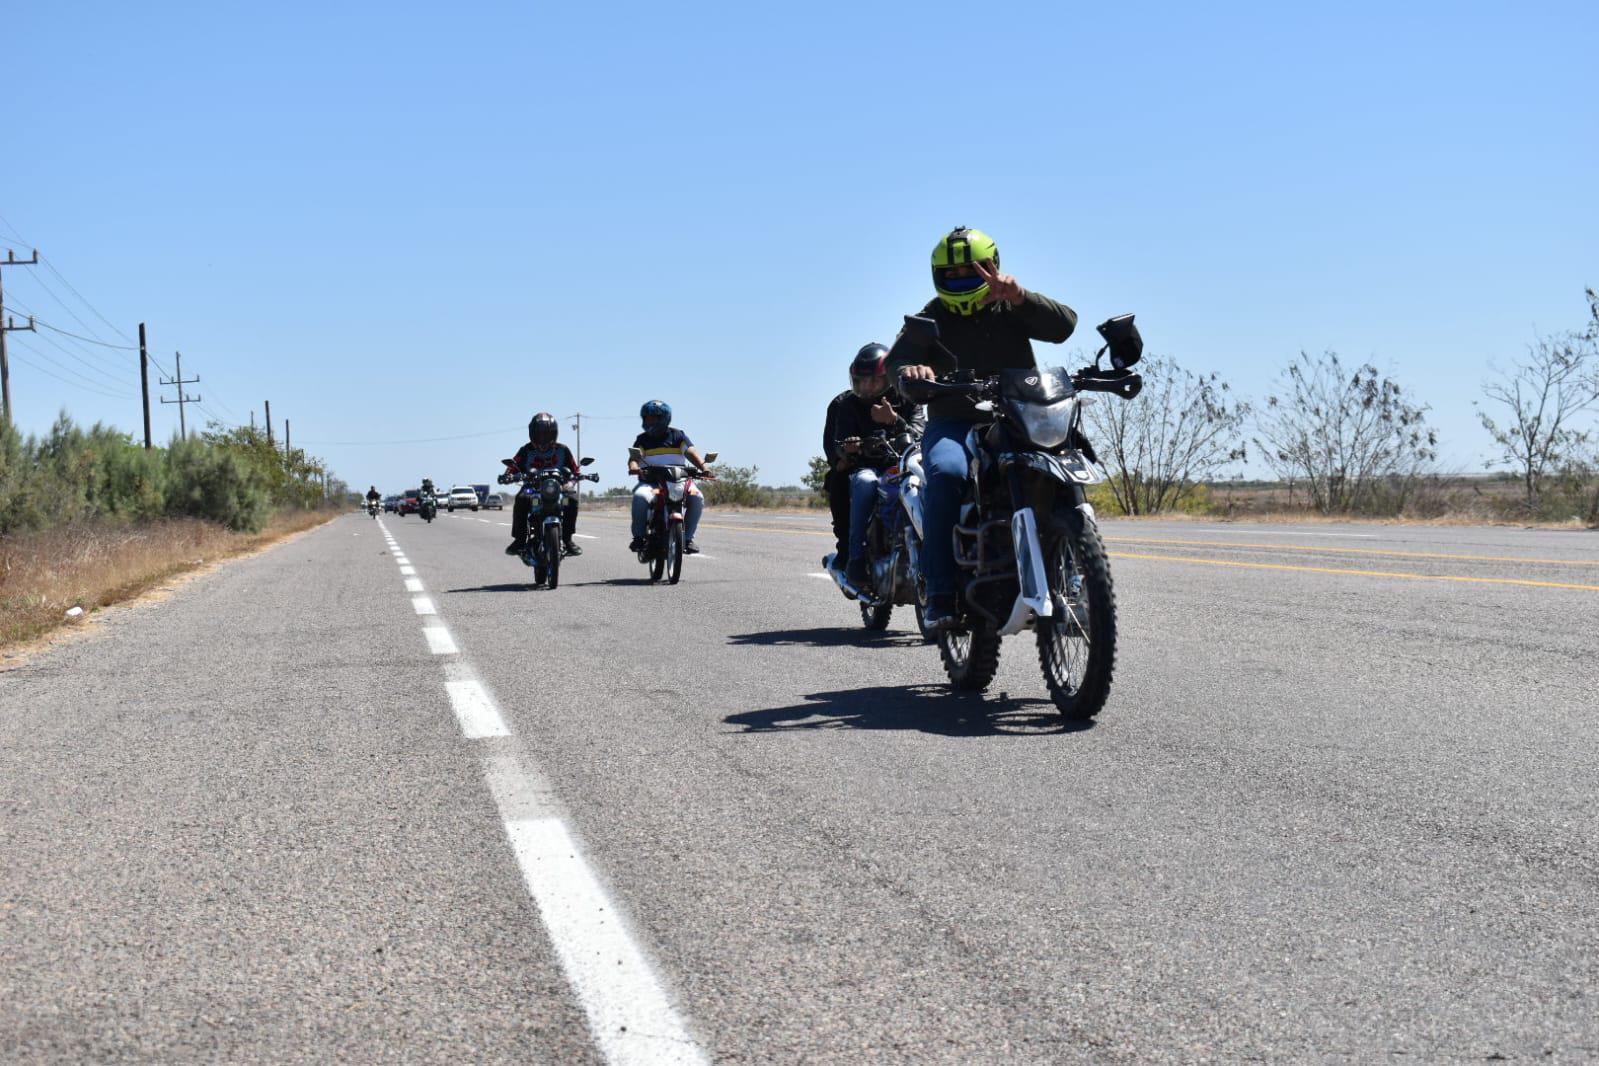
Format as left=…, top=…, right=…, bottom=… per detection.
left=666, top=523, right=684, bottom=585
left=860, top=595, right=892, bottom=631
left=545, top=525, right=563, bottom=590
left=938, top=619, right=1001, bottom=691
left=1036, top=509, right=1117, bottom=721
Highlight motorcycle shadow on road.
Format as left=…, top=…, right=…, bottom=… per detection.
left=727, top=627, right=924, bottom=650
left=724, top=684, right=1089, bottom=737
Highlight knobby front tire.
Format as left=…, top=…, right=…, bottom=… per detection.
left=1036, top=509, right=1117, bottom=721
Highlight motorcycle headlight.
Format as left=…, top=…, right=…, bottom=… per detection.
left=1009, top=397, right=1075, bottom=450
left=539, top=479, right=561, bottom=502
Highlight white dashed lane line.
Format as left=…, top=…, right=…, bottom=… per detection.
left=412, top=595, right=436, bottom=615
left=404, top=578, right=424, bottom=593
left=422, top=625, right=458, bottom=655
left=444, top=678, right=509, bottom=738
left=400, top=566, right=416, bottom=576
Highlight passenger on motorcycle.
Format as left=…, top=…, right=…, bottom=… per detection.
left=628, top=400, right=711, bottom=554
left=823, top=343, right=924, bottom=588
left=503, top=412, right=584, bottom=557
left=886, top=226, right=1078, bottom=631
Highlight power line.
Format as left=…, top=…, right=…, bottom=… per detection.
left=9, top=341, right=133, bottom=401
left=16, top=325, right=131, bottom=389
left=298, top=426, right=524, bottom=446
left=33, top=318, right=138, bottom=349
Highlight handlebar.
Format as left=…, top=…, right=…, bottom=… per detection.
left=900, top=367, right=1142, bottom=403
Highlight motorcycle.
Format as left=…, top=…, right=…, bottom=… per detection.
left=418, top=490, right=438, bottom=523
left=821, top=430, right=935, bottom=639
left=497, top=458, right=599, bottom=589
left=628, top=449, right=717, bottom=585
left=897, top=313, right=1145, bottom=721
left=367, top=499, right=380, bottom=518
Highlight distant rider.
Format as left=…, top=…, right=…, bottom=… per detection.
left=503, top=412, right=583, bottom=557
left=822, top=343, right=924, bottom=588
left=366, top=485, right=381, bottom=504
left=628, top=400, right=712, bottom=554
left=886, top=227, right=1077, bottom=631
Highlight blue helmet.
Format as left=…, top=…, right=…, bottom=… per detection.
left=640, top=400, right=672, bottom=439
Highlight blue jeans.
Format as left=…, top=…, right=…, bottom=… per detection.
left=848, top=468, right=881, bottom=565
left=632, top=481, right=704, bottom=542
left=920, top=417, right=978, bottom=602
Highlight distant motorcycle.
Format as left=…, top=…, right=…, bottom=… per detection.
left=629, top=449, right=717, bottom=585
left=897, top=313, right=1145, bottom=721
left=498, top=458, right=599, bottom=589
left=822, top=430, right=934, bottom=639
left=418, top=491, right=437, bottom=523
left=367, top=499, right=380, bottom=518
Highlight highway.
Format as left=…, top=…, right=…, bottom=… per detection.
left=3, top=508, right=1596, bottom=1063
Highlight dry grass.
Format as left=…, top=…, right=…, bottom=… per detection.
left=0, top=510, right=336, bottom=648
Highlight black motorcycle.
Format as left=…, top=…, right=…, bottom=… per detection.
left=418, top=491, right=437, bottom=523
left=497, top=459, right=599, bottom=589
left=898, top=313, right=1145, bottom=721
left=822, top=429, right=932, bottom=637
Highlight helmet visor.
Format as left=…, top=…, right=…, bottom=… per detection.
left=934, top=266, right=987, bottom=295
left=852, top=374, right=888, bottom=400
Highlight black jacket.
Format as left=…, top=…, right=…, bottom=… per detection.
left=823, top=391, right=925, bottom=470
left=885, top=291, right=1078, bottom=421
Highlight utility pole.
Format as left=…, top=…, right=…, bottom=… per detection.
left=569, top=412, right=583, bottom=462
left=264, top=400, right=273, bottom=446
left=138, top=323, right=152, bottom=448
left=159, top=351, right=201, bottom=441
left=0, top=248, right=40, bottom=424
left=284, top=419, right=291, bottom=467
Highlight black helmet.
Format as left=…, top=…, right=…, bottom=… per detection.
left=849, top=342, right=890, bottom=400
left=529, top=412, right=558, bottom=445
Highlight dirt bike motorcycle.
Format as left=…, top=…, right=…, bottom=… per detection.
left=628, top=449, right=717, bottom=585
left=497, top=458, right=599, bottom=589
left=897, top=313, right=1145, bottom=721
left=822, top=430, right=935, bottom=639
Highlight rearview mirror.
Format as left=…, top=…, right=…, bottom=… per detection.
left=703, top=451, right=719, bottom=463
left=579, top=456, right=594, bottom=466
left=1096, top=314, right=1143, bottom=370
left=627, top=447, right=643, bottom=462
left=901, top=314, right=940, bottom=344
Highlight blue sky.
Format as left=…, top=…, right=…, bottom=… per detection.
left=3, top=0, right=1594, bottom=491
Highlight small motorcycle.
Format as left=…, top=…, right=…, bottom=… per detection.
left=367, top=499, right=380, bottom=518
left=629, top=449, right=717, bottom=585
left=498, top=458, right=599, bottom=589
left=418, top=491, right=437, bottom=523
left=822, top=431, right=934, bottom=639
left=897, top=313, right=1145, bottom=721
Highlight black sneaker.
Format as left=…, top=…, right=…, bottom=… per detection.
left=505, top=540, right=526, bottom=556
left=563, top=541, right=582, bottom=556
left=684, top=541, right=701, bottom=555
left=922, top=596, right=959, bottom=632
left=629, top=536, right=646, bottom=552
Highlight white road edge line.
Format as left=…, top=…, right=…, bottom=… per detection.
left=444, top=679, right=508, bottom=738
left=422, top=625, right=458, bottom=655
left=412, top=595, right=436, bottom=615
left=806, top=572, right=834, bottom=580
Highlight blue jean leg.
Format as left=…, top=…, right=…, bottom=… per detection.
left=630, top=482, right=654, bottom=539
left=920, top=418, right=977, bottom=601
left=847, top=468, right=881, bottom=562
left=685, top=489, right=705, bottom=542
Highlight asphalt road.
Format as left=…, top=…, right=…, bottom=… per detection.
left=3, top=506, right=1597, bottom=1063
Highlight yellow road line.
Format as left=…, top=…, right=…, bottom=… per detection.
left=1109, top=552, right=1599, bottom=593
left=1106, top=536, right=1599, bottom=568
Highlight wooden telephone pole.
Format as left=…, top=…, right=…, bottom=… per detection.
left=159, top=351, right=201, bottom=440
left=0, top=248, right=40, bottom=424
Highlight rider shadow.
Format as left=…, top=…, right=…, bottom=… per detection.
left=725, top=684, right=1089, bottom=738
left=442, top=583, right=544, bottom=594
left=565, top=577, right=674, bottom=588
left=727, top=627, right=924, bottom=650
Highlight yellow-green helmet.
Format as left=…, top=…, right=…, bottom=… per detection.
left=931, top=226, right=999, bottom=315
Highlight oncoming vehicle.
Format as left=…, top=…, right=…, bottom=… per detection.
left=396, top=489, right=421, bottom=516
left=446, top=486, right=480, bottom=512
left=823, top=429, right=933, bottom=638
left=383, top=495, right=399, bottom=513
left=483, top=492, right=504, bottom=510
left=897, top=312, right=1145, bottom=721
left=630, top=449, right=717, bottom=585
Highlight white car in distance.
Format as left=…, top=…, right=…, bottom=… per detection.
left=446, top=486, right=480, bottom=512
